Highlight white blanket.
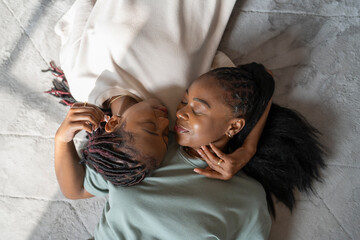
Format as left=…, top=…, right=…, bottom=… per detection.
left=55, top=0, right=236, bottom=125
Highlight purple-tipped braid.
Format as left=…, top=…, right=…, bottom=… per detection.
left=44, top=62, right=152, bottom=186
left=81, top=123, right=151, bottom=187
left=43, top=61, right=77, bottom=106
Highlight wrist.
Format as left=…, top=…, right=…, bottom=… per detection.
left=54, top=134, right=73, bottom=145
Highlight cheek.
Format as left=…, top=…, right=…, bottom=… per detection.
left=190, top=118, right=225, bottom=144
left=192, top=118, right=223, bottom=134
left=175, top=116, right=228, bottom=147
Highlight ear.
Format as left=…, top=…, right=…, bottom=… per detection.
left=105, top=115, right=122, bottom=133
left=226, top=118, right=245, bottom=137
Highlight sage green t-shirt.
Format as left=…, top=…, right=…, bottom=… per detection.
left=84, top=139, right=271, bottom=240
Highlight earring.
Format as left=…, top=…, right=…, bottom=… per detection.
left=226, top=133, right=233, bottom=138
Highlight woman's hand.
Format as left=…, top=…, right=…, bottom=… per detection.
left=55, top=102, right=104, bottom=143
left=196, top=97, right=272, bottom=180
left=54, top=102, right=101, bottom=200
left=195, top=143, right=255, bottom=180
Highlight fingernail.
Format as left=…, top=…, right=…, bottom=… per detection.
left=103, top=115, right=110, bottom=122
left=193, top=169, right=199, bottom=174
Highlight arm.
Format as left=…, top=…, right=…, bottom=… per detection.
left=195, top=98, right=272, bottom=180
left=55, top=140, right=93, bottom=199
left=232, top=97, right=272, bottom=161
left=55, top=102, right=104, bottom=199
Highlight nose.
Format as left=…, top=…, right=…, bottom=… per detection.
left=176, top=106, right=189, bottom=120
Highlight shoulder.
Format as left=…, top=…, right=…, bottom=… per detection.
left=235, top=171, right=268, bottom=199
left=231, top=172, right=272, bottom=239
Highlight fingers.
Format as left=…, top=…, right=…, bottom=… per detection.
left=69, top=102, right=104, bottom=126
left=74, top=114, right=100, bottom=130
left=56, top=102, right=105, bottom=143
left=70, top=121, right=93, bottom=133
left=72, top=102, right=104, bottom=118
left=55, top=118, right=94, bottom=143
left=209, top=143, right=224, bottom=159
left=69, top=110, right=100, bottom=126
left=196, top=144, right=235, bottom=180
left=198, top=145, right=222, bottom=168
left=194, top=165, right=232, bottom=180
left=194, top=167, right=223, bottom=180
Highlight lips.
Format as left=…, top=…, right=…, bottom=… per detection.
left=174, top=122, right=190, bottom=133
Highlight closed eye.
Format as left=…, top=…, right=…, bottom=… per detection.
left=192, top=108, right=202, bottom=116
left=180, top=98, right=202, bottom=115
left=142, top=129, right=158, bottom=136
left=142, top=121, right=168, bottom=149
left=143, top=121, right=157, bottom=131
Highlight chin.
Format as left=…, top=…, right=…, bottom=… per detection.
left=174, top=132, right=184, bottom=145
left=175, top=134, right=201, bottom=149
left=175, top=132, right=191, bottom=147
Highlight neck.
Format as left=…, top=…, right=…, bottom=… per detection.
left=186, top=135, right=230, bottom=159
left=110, top=96, right=139, bottom=116
left=210, top=135, right=230, bottom=152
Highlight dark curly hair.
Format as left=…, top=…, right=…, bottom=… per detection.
left=206, top=63, right=326, bottom=217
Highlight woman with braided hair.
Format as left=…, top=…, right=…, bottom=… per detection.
left=172, top=63, right=325, bottom=217
left=55, top=59, right=325, bottom=239
left=55, top=61, right=275, bottom=239
left=55, top=97, right=170, bottom=192
left=53, top=0, right=325, bottom=238
left=53, top=0, right=262, bottom=189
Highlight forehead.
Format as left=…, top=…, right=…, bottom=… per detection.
left=125, top=101, right=150, bottom=114
left=191, top=75, right=218, bottom=88
left=189, top=76, right=225, bottom=101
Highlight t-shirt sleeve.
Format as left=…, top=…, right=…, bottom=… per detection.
left=83, top=165, right=109, bottom=196
left=244, top=210, right=272, bottom=240
left=231, top=173, right=272, bottom=240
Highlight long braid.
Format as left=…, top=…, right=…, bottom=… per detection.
left=207, top=64, right=325, bottom=217
left=81, top=122, right=154, bottom=187
left=43, top=61, right=77, bottom=106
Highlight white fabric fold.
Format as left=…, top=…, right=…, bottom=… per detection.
left=55, top=0, right=236, bottom=126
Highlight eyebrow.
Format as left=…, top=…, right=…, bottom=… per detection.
left=185, top=89, right=211, bottom=109
left=193, top=98, right=211, bottom=108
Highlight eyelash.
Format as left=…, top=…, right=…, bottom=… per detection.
left=145, top=121, right=157, bottom=130
left=180, top=100, right=201, bottom=116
